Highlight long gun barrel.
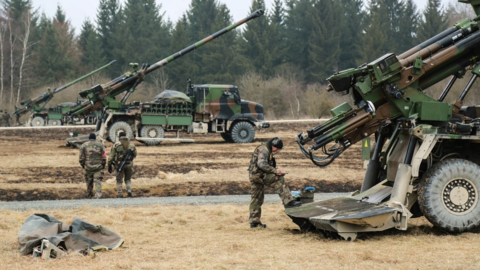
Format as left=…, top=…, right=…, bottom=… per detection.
left=68, top=9, right=265, bottom=117
left=13, top=60, right=116, bottom=118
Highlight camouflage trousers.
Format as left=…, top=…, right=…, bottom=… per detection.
left=249, top=173, right=294, bottom=224
left=116, top=165, right=134, bottom=195
left=84, top=169, right=104, bottom=199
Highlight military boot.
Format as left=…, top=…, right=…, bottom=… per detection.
left=127, top=191, right=133, bottom=198
left=118, top=193, right=123, bottom=198
left=250, top=223, right=267, bottom=228
left=285, top=200, right=302, bottom=208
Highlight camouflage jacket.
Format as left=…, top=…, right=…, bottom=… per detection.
left=79, top=139, right=106, bottom=171
left=248, top=142, right=277, bottom=175
left=108, top=142, right=137, bottom=167
left=3, top=113, right=10, bottom=120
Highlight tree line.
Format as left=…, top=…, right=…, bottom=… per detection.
left=0, top=0, right=475, bottom=117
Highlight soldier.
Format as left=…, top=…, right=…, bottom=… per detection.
left=79, top=133, right=106, bottom=199
left=108, top=132, right=137, bottom=198
left=247, top=137, right=301, bottom=228
left=3, top=111, right=11, bottom=127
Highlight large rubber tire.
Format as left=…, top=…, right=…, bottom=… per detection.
left=220, top=132, right=234, bottom=143
left=31, top=116, right=45, bottom=127
left=230, top=121, right=255, bottom=143
left=140, top=125, right=164, bottom=146
left=48, top=119, right=62, bottom=126
left=418, top=158, right=480, bottom=233
left=108, top=121, right=133, bottom=143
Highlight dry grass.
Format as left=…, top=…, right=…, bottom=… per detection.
left=1, top=204, right=479, bottom=269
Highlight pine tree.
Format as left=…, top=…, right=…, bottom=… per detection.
left=307, top=0, right=343, bottom=82
left=397, top=0, right=419, bottom=54
left=33, top=10, right=77, bottom=85
left=96, top=0, right=122, bottom=75
left=167, top=15, right=195, bottom=90
left=79, top=20, right=106, bottom=71
left=241, top=0, right=272, bottom=76
left=358, top=0, right=390, bottom=65
left=199, top=3, right=241, bottom=83
left=78, top=20, right=95, bottom=53
left=117, top=0, right=171, bottom=73
left=338, top=0, right=364, bottom=70
left=284, top=0, right=316, bottom=73
left=54, top=4, right=66, bottom=24
left=269, top=0, right=287, bottom=69
left=3, top=0, right=32, bottom=20
left=417, top=0, right=448, bottom=43
left=185, top=0, right=241, bottom=84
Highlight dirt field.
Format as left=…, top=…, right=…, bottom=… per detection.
left=0, top=122, right=364, bottom=201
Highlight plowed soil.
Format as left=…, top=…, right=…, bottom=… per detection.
left=0, top=122, right=364, bottom=201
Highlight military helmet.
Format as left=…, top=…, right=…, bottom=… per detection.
left=119, top=131, right=128, bottom=141
left=270, top=137, right=283, bottom=149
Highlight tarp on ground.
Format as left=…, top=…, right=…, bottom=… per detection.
left=154, top=90, right=192, bottom=103
left=18, top=213, right=124, bottom=256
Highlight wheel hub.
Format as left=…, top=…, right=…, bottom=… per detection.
left=442, top=179, right=478, bottom=215
left=240, top=130, right=247, bottom=138
left=148, top=129, right=157, bottom=137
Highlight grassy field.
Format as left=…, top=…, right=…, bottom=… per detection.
left=1, top=204, right=479, bottom=269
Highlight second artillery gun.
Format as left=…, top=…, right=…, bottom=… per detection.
left=65, top=9, right=265, bottom=147
left=288, top=0, right=480, bottom=240
left=12, top=61, right=115, bottom=126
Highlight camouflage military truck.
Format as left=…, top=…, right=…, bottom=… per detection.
left=98, top=81, right=269, bottom=146
left=64, top=10, right=266, bottom=147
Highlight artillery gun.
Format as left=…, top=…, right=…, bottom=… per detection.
left=288, top=0, right=480, bottom=240
left=13, top=61, right=115, bottom=126
left=65, top=9, right=265, bottom=147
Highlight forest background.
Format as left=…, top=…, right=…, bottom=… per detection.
left=0, top=0, right=476, bottom=119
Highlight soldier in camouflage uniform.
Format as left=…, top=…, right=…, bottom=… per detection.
left=108, top=132, right=137, bottom=198
left=79, top=133, right=106, bottom=199
left=3, top=111, right=11, bottom=127
left=247, top=137, right=301, bottom=228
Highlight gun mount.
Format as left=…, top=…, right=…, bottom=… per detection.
left=289, top=1, right=480, bottom=240
left=12, top=61, right=115, bottom=125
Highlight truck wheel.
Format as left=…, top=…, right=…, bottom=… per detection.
left=220, top=132, right=234, bottom=143
left=140, top=125, right=164, bottom=146
left=108, top=121, right=133, bottom=143
left=418, top=158, right=480, bottom=233
left=32, top=117, right=45, bottom=127
left=231, top=121, right=255, bottom=143
left=48, top=119, right=62, bottom=126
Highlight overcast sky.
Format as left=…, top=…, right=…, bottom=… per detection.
left=31, top=0, right=455, bottom=34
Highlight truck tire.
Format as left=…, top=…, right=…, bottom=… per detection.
left=220, top=132, right=234, bottom=143
left=108, top=121, right=133, bottom=143
left=231, top=121, right=255, bottom=143
left=32, top=116, right=45, bottom=127
left=418, top=158, right=480, bottom=233
left=48, top=119, right=62, bottom=126
left=140, top=125, right=164, bottom=146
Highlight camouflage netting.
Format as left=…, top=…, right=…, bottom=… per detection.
left=18, top=213, right=124, bottom=256
left=154, top=90, right=192, bottom=103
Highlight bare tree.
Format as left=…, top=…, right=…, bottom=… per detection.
left=16, top=9, right=32, bottom=105
left=8, top=12, right=16, bottom=107
left=0, top=19, right=6, bottom=101
left=151, top=69, right=170, bottom=92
